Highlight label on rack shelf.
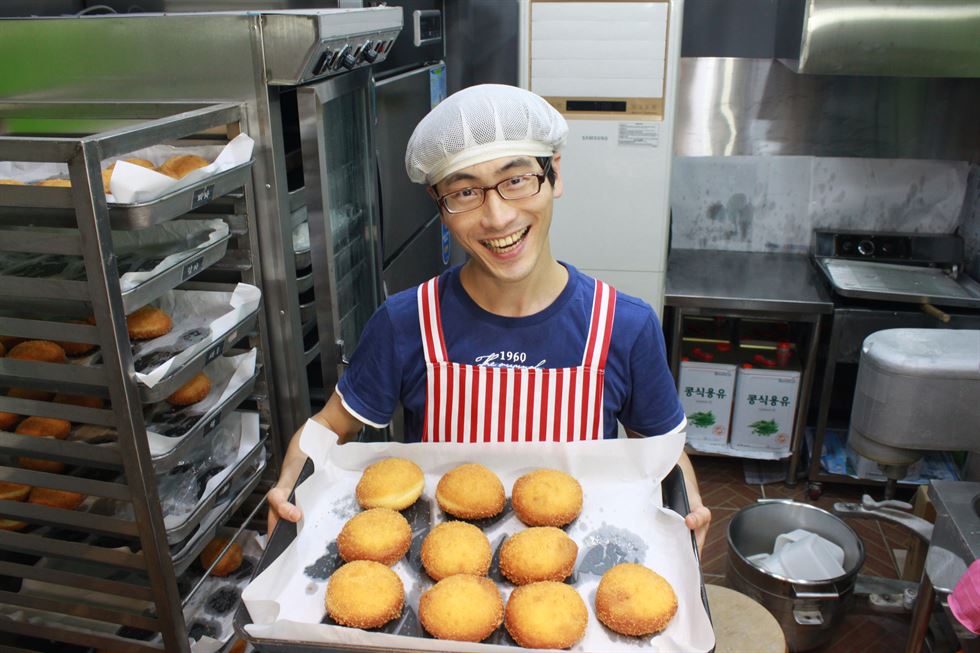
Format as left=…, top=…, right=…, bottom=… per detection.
left=205, top=341, right=225, bottom=364
left=182, top=257, right=205, bottom=280
left=192, top=183, right=215, bottom=209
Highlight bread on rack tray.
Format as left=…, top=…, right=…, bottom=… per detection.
left=505, top=581, right=588, bottom=649
left=421, top=520, right=492, bottom=581
left=499, top=526, right=578, bottom=585
left=337, top=507, right=412, bottom=566
left=28, top=486, right=86, bottom=511
left=166, top=372, right=211, bottom=406
left=325, top=560, right=404, bottom=629
left=157, top=154, right=210, bottom=180
left=7, top=340, right=67, bottom=364
left=126, top=306, right=173, bottom=340
left=511, top=468, right=583, bottom=527
left=199, top=537, right=243, bottom=577
left=595, top=562, right=678, bottom=636
left=419, top=574, right=503, bottom=642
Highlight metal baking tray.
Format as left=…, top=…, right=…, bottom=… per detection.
left=294, top=220, right=312, bottom=270
left=83, top=413, right=264, bottom=545
left=297, top=271, right=314, bottom=294
left=0, top=161, right=254, bottom=231
left=136, top=295, right=261, bottom=404
left=232, top=465, right=711, bottom=652
left=170, top=451, right=267, bottom=577
left=299, top=299, right=316, bottom=324
left=143, top=365, right=260, bottom=472
left=162, top=428, right=265, bottom=545
left=816, top=258, right=980, bottom=309
left=0, top=219, right=231, bottom=315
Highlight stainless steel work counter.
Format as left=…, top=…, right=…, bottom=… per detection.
left=664, top=249, right=833, bottom=485
left=665, top=249, right=834, bottom=314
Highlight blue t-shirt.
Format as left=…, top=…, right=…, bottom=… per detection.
left=337, top=264, right=684, bottom=442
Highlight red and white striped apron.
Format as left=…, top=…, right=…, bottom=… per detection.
left=417, top=276, right=616, bottom=443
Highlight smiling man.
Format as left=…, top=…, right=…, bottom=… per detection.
left=268, top=85, right=710, bottom=551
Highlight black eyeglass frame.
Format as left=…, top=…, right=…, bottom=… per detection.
left=434, top=159, right=554, bottom=215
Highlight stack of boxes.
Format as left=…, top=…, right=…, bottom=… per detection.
left=676, top=318, right=800, bottom=456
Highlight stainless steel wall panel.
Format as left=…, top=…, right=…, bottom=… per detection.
left=673, top=58, right=980, bottom=161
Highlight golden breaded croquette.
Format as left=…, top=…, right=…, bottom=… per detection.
left=337, top=508, right=411, bottom=566
left=595, top=562, right=678, bottom=636
left=435, top=463, right=505, bottom=519
left=421, top=520, right=492, bottom=581
left=28, top=486, right=86, bottom=510
left=199, top=537, right=243, bottom=577
left=512, top=468, right=583, bottom=527
left=419, top=574, right=503, bottom=642
left=126, top=306, right=173, bottom=340
left=7, top=340, right=67, bottom=364
left=355, top=457, right=424, bottom=510
left=157, top=154, right=209, bottom=179
left=166, top=372, right=211, bottom=406
left=505, top=581, right=588, bottom=649
left=325, top=560, right=403, bottom=629
left=499, top=527, right=578, bottom=585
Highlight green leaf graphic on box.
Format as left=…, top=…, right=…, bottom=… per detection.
left=689, top=411, right=716, bottom=428
left=749, top=419, right=779, bottom=436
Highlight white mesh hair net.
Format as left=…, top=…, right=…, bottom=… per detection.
left=405, top=84, right=568, bottom=185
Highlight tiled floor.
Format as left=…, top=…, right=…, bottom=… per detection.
left=690, top=454, right=917, bottom=653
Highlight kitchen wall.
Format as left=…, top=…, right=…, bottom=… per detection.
left=960, top=166, right=980, bottom=280
left=669, top=58, right=980, bottom=253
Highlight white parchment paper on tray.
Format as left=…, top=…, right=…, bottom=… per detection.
left=133, top=282, right=261, bottom=387
left=116, top=218, right=229, bottom=292
left=0, top=133, right=254, bottom=205
left=243, top=421, right=715, bottom=653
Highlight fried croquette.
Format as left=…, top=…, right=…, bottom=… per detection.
left=126, top=306, right=173, bottom=340
left=436, top=463, right=505, bottom=520
left=58, top=320, right=98, bottom=357
left=0, top=518, right=28, bottom=531
left=7, top=340, right=67, bottom=364
left=15, top=418, right=70, bottom=473
left=0, top=341, right=5, bottom=357
left=157, top=154, right=210, bottom=180
left=8, top=387, right=53, bottom=402
left=337, top=508, right=412, bottom=566
left=421, top=520, right=492, bottom=581
left=355, top=457, right=424, bottom=510
left=35, top=178, right=71, bottom=187
left=102, top=158, right=155, bottom=193
left=512, top=468, right=583, bottom=527
left=326, top=560, right=404, bottom=629
left=167, top=372, right=211, bottom=406
left=419, top=574, right=503, bottom=642
left=28, top=486, right=86, bottom=510
left=53, top=394, right=105, bottom=410
left=16, top=416, right=71, bottom=440
left=595, top=563, right=678, bottom=637
left=500, top=527, right=578, bottom=585
left=199, top=537, right=243, bottom=577
left=505, top=581, right=588, bottom=649
left=0, top=412, right=20, bottom=431
left=0, top=481, right=31, bottom=502
left=0, top=179, right=25, bottom=185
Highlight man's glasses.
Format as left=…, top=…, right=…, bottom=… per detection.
left=436, top=161, right=553, bottom=214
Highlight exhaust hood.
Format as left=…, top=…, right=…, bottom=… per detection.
left=776, top=0, right=980, bottom=77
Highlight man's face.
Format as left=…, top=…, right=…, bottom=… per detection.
left=432, top=155, right=563, bottom=285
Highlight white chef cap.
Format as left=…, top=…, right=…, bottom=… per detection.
left=405, top=84, right=568, bottom=185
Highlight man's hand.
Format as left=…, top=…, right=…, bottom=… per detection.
left=267, top=485, right=302, bottom=535
left=684, top=502, right=711, bottom=555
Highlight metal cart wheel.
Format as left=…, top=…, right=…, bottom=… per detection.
left=807, top=481, right=823, bottom=500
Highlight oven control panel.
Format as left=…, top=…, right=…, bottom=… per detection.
left=834, top=233, right=911, bottom=260
left=813, top=230, right=964, bottom=268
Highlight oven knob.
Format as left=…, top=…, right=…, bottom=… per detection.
left=340, top=51, right=358, bottom=69
left=858, top=239, right=875, bottom=256
left=362, top=41, right=378, bottom=63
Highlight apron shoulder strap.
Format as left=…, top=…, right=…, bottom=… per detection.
left=581, top=278, right=617, bottom=369
left=417, top=276, right=449, bottom=364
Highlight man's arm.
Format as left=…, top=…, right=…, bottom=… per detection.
left=266, top=392, right=365, bottom=533
left=627, top=428, right=711, bottom=554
